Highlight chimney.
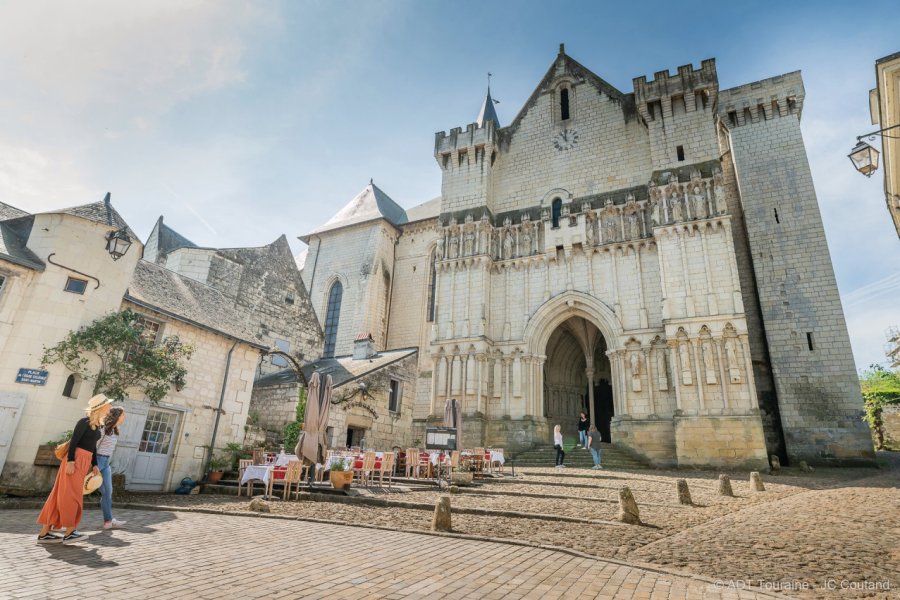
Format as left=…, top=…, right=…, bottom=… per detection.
left=353, top=333, right=376, bottom=360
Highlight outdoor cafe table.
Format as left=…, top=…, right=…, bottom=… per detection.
left=240, top=464, right=288, bottom=496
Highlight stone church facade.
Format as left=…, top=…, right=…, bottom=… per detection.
left=300, top=47, right=874, bottom=468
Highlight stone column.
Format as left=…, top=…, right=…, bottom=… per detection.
left=715, top=338, right=729, bottom=410
left=535, top=356, right=546, bottom=418
left=668, top=341, right=683, bottom=412
left=691, top=339, right=705, bottom=412
left=740, top=334, right=758, bottom=410
left=610, top=248, right=621, bottom=315
left=636, top=245, right=648, bottom=328
left=586, top=366, right=596, bottom=426
left=430, top=355, right=439, bottom=415
left=475, top=353, right=485, bottom=414
left=677, top=229, right=695, bottom=317
left=643, top=348, right=655, bottom=415
left=699, top=226, right=717, bottom=315
left=502, top=357, right=512, bottom=416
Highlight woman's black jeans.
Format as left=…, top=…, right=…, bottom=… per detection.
left=555, top=445, right=565, bottom=466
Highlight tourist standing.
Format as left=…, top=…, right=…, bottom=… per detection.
left=97, top=407, right=127, bottom=529
left=577, top=412, right=589, bottom=448
left=553, top=424, right=566, bottom=468
left=588, top=425, right=603, bottom=469
left=37, top=394, right=113, bottom=543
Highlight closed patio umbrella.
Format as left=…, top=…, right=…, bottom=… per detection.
left=443, top=398, right=461, bottom=444
left=295, top=372, right=331, bottom=466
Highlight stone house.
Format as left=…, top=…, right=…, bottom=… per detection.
left=298, top=48, right=875, bottom=468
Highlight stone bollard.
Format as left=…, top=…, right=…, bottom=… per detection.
left=676, top=479, right=693, bottom=505
left=798, top=460, right=814, bottom=473
left=249, top=498, right=270, bottom=513
left=448, top=485, right=460, bottom=494
left=750, top=471, right=765, bottom=492
left=769, top=454, right=781, bottom=474
left=717, top=474, right=734, bottom=497
left=617, top=486, right=641, bottom=525
left=432, top=495, right=452, bottom=532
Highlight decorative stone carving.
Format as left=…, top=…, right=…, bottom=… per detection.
left=521, top=230, right=532, bottom=255
left=679, top=341, right=692, bottom=385
left=629, top=351, right=642, bottom=392
left=436, top=237, right=445, bottom=259
left=725, top=338, right=741, bottom=383
left=650, top=195, right=661, bottom=227
left=656, top=349, right=668, bottom=391
left=503, top=230, right=513, bottom=259
left=692, top=184, right=707, bottom=220
left=601, top=199, right=618, bottom=243
left=626, top=211, right=640, bottom=239
left=672, top=192, right=684, bottom=222
left=463, top=231, right=475, bottom=256
left=714, top=176, right=727, bottom=215
left=702, top=340, right=717, bottom=385
left=585, top=219, right=595, bottom=246
left=449, top=235, right=459, bottom=259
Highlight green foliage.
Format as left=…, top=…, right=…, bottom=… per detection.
left=329, top=457, right=349, bottom=472
left=282, top=387, right=308, bottom=451
left=208, top=453, right=230, bottom=472
left=859, top=364, right=900, bottom=449
left=246, top=410, right=259, bottom=426
left=295, top=387, right=306, bottom=421
left=223, top=442, right=250, bottom=472
left=40, top=309, right=194, bottom=402
left=45, top=430, right=73, bottom=448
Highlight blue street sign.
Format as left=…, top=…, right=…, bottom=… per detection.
left=15, top=368, right=48, bottom=385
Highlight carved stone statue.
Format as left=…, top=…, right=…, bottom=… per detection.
left=656, top=349, right=668, bottom=390
left=465, top=213, right=474, bottom=224
left=692, top=185, right=707, bottom=220
left=650, top=197, right=661, bottom=227
left=436, top=237, right=445, bottom=259
left=672, top=193, right=684, bottom=222
left=702, top=340, right=717, bottom=384
left=449, top=235, right=459, bottom=259
left=463, top=231, right=475, bottom=256
left=503, top=216, right=512, bottom=228
left=679, top=342, right=693, bottom=385
left=725, top=338, right=741, bottom=383
left=630, top=351, right=642, bottom=392
left=714, top=177, right=727, bottom=215
left=522, top=230, right=533, bottom=255
left=585, top=220, right=595, bottom=246
left=503, top=230, right=513, bottom=259
left=626, top=211, right=640, bottom=239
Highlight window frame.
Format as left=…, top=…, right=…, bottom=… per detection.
left=323, top=280, right=343, bottom=358
left=64, top=276, right=88, bottom=295
left=388, top=379, right=401, bottom=414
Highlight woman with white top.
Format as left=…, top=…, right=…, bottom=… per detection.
left=97, top=407, right=126, bottom=529
left=553, top=424, right=566, bottom=468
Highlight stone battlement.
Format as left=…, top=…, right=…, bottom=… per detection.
left=434, top=119, right=499, bottom=158
left=718, top=71, right=805, bottom=127
left=634, top=59, right=718, bottom=103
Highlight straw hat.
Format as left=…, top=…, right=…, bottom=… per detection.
left=84, top=394, right=114, bottom=413
left=83, top=472, right=103, bottom=495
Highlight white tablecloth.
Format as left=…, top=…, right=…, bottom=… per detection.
left=490, top=450, right=505, bottom=465
left=240, top=465, right=273, bottom=485
left=274, top=453, right=298, bottom=467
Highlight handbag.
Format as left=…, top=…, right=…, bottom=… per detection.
left=53, top=440, right=70, bottom=461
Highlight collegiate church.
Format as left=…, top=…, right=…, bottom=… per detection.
left=297, top=47, right=875, bottom=468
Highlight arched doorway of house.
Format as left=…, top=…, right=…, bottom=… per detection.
left=543, top=317, right=615, bottom=443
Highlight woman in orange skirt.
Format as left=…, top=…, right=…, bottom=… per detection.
left=37, top=394, right=113, bottom=544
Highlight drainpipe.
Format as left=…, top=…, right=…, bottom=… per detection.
left=204, top=341, right=238, bottom=478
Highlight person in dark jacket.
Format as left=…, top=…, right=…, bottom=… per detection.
left=37, top=394, right=113, bottom=544
left=577, top=412, right=589, bottom=448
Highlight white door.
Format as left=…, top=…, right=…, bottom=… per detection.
left=110, top=399, right=150, bottom=489
left=129, top=407, right=180, bottom=491
left=0, top=392, right=27, bottom=476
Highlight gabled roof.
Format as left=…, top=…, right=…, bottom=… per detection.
left=300, top=181, right=407, bottom=242
left=254, top=347, right=418, bottom=389
left=125, top=259, right=264, bottom=348
left=476, top=87, right=501, bottom=128
left=152, top=216, right=198, bottom=256
left=0, top=217, right=44, bottom=271
left=405, top=196, right=441, bottom=224
left=504, top=48, right=634, bottom=139
left=0, top=201, right=29, bottom=221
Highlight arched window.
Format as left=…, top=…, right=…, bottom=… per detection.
left=560, top=88, right=570, bottom=121
left=551, top=198, right=562, bottom=229
left=62, top=374, right=78, bottom=398
left=323, top=281, right=343, bottom=358
left=427, top=252, right=437, bottom=322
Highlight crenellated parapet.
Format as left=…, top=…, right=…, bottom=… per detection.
left=633, top=59, right=719, bottom=123
left=434, top=119, right=499, bottom=170
left=717, top=71, right=804, bottom=128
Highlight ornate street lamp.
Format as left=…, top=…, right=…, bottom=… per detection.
left=849, top=123, right=900, bottom=177
left=105, top=227, right=133, bottom=261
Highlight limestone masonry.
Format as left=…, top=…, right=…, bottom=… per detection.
left=300, top=47, right=874, bottom=468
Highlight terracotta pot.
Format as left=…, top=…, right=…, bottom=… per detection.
left=33, top=444, right=61, bottom=467
left=208, top=470, right=224, bottom=483
left=330, top=470, right=353, bottom=491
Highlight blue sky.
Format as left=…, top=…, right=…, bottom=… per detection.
left=1, top=1, right=898, bottom=369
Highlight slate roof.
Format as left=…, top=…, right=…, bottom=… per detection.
left=0, top=201, right=29, bottom=221
left=300, top=182, right=408, bottom=241
left=155, top=218, right=197, bottom=255
left=0, top=216, right=44, bottom=270
left=295, top=248, right=308, bottom=271
left=476, top=87, right=500, bottom=128
left=405, top=196, right=441, bottom=223
left=255, top=347, right=418, bottom=389
left=53, top=194, right=139, bottom=240
left=125, top=259, right=265, bottom=348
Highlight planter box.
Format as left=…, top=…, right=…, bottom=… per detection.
left=34, top=445, right=61, bottom=468
left=450, top=472, right=474, bottom=486
left=112, top=473, right=127, bottom=502
left=330, top=470, right=353, bottom=491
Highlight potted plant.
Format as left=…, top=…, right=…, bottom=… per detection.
left=207, top=454, right=229, bottom=483
left=34, top=431, right=72, bottom=467
left=329, top=458, right=354, bottom=491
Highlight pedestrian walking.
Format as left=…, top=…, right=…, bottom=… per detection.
left=37, top=394, right=113, bottom=544
left=588, top=425, right=603, bottom=469
left=553, top=424, right=566, bottom=468
left=577, top=412, right=589, bottom=448
left=97, top=406, right=127, bottom=529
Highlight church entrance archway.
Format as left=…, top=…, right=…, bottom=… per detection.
left=543, top=318, right=614, bottom=442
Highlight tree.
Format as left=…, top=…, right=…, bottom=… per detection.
left=859, top=364, right=900, bottom=450
left=41, top=309, right=194, bottom=402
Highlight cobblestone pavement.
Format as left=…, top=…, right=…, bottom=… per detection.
left=0, top=508, right=774, bottom=600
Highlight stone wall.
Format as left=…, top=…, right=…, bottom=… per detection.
left=723, top=73, right=875, bottom=465
left=880, top=404, right=900, bottom=451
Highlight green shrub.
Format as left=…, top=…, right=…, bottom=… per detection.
left=860, top=365, right=900, bottom=449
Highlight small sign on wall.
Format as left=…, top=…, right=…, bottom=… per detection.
left=15, top=369, right=48, bottom=386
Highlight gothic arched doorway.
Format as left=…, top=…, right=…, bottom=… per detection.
left=543, top=317, right=615, bottom=443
